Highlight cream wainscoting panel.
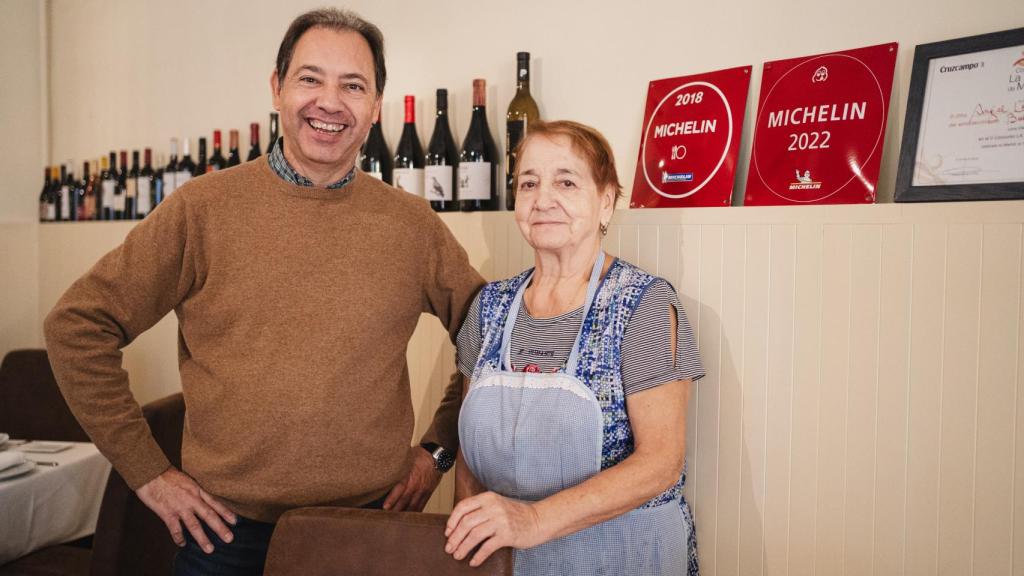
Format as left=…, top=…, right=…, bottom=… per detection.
left=35, top=201, right=1024, bottom=572
left=405, top=201, right=1024, bottom=571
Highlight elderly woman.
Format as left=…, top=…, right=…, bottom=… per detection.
left=445, top=120, right=704, bottom=575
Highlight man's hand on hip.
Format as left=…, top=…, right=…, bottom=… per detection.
left=135, top=467, right=237, bottom=554
left=382, top=445, right=442, bottom=512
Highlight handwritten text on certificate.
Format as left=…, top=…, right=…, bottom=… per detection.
left=914, top=44, right=1024, bottom=186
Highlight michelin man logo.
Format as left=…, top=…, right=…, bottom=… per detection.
left=812, top=66, right=829, bottom=83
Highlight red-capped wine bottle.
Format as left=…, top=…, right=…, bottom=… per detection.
left=247, top=122, right=262, bottom=161
left=209, top=130, right=227, bottom=171
left=459, top=79, right=499, bottom=211
left=227, top=130, right=241, bottom=167
left=393, top=95, right=425, bottom=196
left=425, top=88, right=459, bottom=212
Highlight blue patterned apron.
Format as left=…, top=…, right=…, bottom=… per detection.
left=459, top=253, right=693, bottom=575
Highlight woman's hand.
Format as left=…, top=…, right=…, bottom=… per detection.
left=444, top=491, right=546, bottom=566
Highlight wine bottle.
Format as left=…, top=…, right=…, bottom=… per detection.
left=77, top=161, right=90, bottom=221
left=227, top=130, right=241, bottom=167
left=39, top=167, right=52, bottom=223
left=57, top=163, right=70, bottom=222
left=65, top=162, right=79, bottom=222
left=153, top=153, right=165, bottom=207
left=113, top=151, right=128, bottom=220
left=177, top=138, right=196, bottom=185
left=506, top=52, right=540, bottom=210
left=425, top=89, right=459, bottom=212
left=209, top=130, right=227, bottom=171
left=459, top=79, right=499, bottom=211
left=360, top=120, right=393, bottom=184
left=393, top=95, right=425, bottom=196
left=164, top=138, right=180, bottom=198
left=137, top=148, right=154, bottom=218
left=48, top=166, right=60, bottom=222
left=247, top=122, right=262, bottom=161
left=82, top=160, right=96, bottom=221
left=195, top=138, right=208, bottom=176
left=99, top=153, right=115, bottom=221
left=269, top=112, right=280, bottom=150
left=125, top=150, right=140, bottom=220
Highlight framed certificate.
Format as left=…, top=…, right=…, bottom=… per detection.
left=895, top=28, right=1024, bottom=202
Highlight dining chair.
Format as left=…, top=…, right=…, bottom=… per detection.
left=0, top=349, right=88, bottom=442
left=263, top=507, right=513, bottom=576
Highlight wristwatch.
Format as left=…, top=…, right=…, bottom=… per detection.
left=420, top=442, right=455, bottom=473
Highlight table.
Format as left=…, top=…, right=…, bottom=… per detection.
left=0, top=442, right=111, bottom=564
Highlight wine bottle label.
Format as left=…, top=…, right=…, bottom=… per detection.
left=101, top=179, right=116, bottom=207
left=163, top=172, right=177, bottom=196
left=46, top=203, right=55, bottom=221
left=126, top=179, right=137, bottom=199
left=176, top=171, right=192, bottom=188
left=424, top=165, right=454, bottom=201
left=59, top=186, right=70, bottom=218
left=458, top=162, right=491, bottom=201
left=114, top=190, right=126, bottom=212
left=394, top=168, right=424, bottom=197
left=137, top=179, right=152, bottom=214
left=368, top=171, right=383, bottom=181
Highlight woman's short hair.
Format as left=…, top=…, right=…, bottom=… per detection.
left=514, top=120, right=623, bottom=204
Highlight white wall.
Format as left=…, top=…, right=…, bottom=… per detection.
left=47, top=0, right=1024, bottom=205
left=0, top=0, right=45, bottom=355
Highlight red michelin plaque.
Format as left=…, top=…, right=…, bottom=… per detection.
left=631, top=66, right=751, bottom=208
left=744, top=43, right=898, bottom=205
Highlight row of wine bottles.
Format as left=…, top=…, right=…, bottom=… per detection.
left=39, top=50, right=541, bottom=221
left=38, top=114, right=281, bottom=222
left=360, top=51, right=540, bottom=212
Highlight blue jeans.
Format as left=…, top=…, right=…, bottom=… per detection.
left=173, top=495, right=387, bottom=576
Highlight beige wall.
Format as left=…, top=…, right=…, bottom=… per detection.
left=0, top=0, right=45, bottom=354
left=47, top=0, right=1023, bottom=205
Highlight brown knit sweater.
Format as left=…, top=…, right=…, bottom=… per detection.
left=43, top=158, right=483, bottom=522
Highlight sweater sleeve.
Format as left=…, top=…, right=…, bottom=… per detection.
left=43, top=191, right=197, bottom=489
left=418, top=212, right=484, bottom=451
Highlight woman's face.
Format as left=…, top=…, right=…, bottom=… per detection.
left=514, top=135, right=615, bottom=255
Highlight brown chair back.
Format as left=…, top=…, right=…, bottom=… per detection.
left=0, top=349, right=89, bottom=441
left=264, top=507, right=513, bottom=576
left=89, top=393, right=186, bottom=576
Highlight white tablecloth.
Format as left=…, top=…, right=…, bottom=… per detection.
left=0, top=442, right=112, bottom=564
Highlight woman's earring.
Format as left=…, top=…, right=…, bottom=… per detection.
left=599, top=222, right=609, bottom=236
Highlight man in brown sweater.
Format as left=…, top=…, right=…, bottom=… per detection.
left=43, top=9, right=483, bottom=575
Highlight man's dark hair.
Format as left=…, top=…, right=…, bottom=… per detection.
left=275, top=8, right=386, bottom=96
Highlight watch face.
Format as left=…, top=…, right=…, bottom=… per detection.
left=435, top=448, right=455, bottom=472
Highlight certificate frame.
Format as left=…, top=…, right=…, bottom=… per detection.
left=895, top=28, right=1024, bottom=202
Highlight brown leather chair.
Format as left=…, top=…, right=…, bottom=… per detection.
left=0, top=392, right=185, bottom=576
left=263, top=507, right=513, bottom=576
left=89, top=392, right=185, bottom=576
left=0, top=349, right=89, bottom=442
